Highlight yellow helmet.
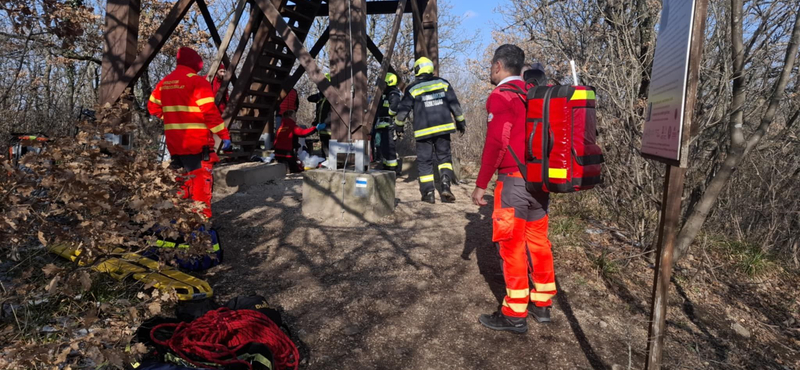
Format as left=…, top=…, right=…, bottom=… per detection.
left=324, top=72, right=331, bottom=81
left=413, top=57, right=434, bottom=76
left=385, top=72, right=398, bottom=87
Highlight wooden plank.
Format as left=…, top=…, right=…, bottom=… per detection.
left=365, top=34, right=398, bottom=76
left=254, top=0, right=343, bottom=118
left=206, top=0, right=247, bottom=83
left=644, top=0, right=709, bottom=369
left=280, top=27, right=329, bottom=94
left=100, top=0, right=141, bottom=106
left=102, top=0, right=195, bottom=106
left=316, top=1, right=412, bottom=15
left=363, top=0, right=406, bottom=132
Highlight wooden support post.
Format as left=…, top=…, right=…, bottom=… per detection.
left=328, top=0, right=368, bottom=142
left=280, top=27, right=330, bottom=94
left=317, top=1, right=412, bottom=16
left=100, top=0, right=141, bottom=106
left=363, top=0, right=406, bottom=132
left=420, top=0, right=439, bottom=74
left=409, top=0, right=429, bottom=60
left=365, top=34, right=399, bottom=76
left=195, top=0, right=238, bottom=84
left=644, top=0, right=708, bottom=368
left=102, top=0, right=195, bottom=106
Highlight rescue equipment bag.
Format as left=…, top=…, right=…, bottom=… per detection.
left=506, top=84, right=604, bottom=193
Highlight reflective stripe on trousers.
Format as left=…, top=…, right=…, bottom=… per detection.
left=492, top=174, right=555, bottom=318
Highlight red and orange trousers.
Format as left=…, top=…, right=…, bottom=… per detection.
left=492, top=172, right=556, bottom=318
left=172, top=152, right=216, bottom=219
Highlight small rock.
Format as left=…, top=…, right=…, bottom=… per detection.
left=612, top=365, right=624, bottom=370
left=343, top=326, right=360, bottom=336
left=731, top=322, right=750, bottom=338
left=599, top=321, right=609, bottom=329
left=40, top=325, right=58, bottom=333
left=585, top=228, right=603, bottom=235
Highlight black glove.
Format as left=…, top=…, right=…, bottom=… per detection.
left=456, top=121, right=466, bottom=136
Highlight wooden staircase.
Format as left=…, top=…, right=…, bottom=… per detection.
left=219, top=0, right=324, bottom=160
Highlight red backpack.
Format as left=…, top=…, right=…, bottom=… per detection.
left=504, top=84, right=604, bottom=193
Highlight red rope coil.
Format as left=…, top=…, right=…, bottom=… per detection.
left=151, top=308, right=299, bottom=370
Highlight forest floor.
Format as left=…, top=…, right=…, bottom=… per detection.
left=205, top=171, right=800, bottom=370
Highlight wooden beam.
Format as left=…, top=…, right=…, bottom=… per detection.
left=316, top=1, right=412, bottom=15
left=102, top=0, right=195, bottom=106
left=365, top=34, right=398, bottom=76
left=328, top=0, right=368, bottom=142
left=217, top=5, right=260, bottom=105
left=254, top=0, right=343, bottom=118
left=199, top=0, right=246, bottom=83
left=364, top=0, right=406, bottom=132
left=100, top=0, right=141, bottom=106
left=280, top=27, right=330, bottom=94
left=221, top=19, right=271, bottom=124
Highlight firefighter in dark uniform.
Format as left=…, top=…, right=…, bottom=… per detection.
left=395, top=57, right=466, bottom=204
left=374, top=72, right=403, bottom=175
left=307, top=73, right=332, bottom=157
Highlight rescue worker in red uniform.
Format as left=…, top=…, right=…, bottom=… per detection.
left=273, top=110, right=325, bottom=173
left=147, top=47, right=232, bottom=219
left=395, top=57, right=466, bottom=204
left=472, top=45, right=555, bottom=333
left=210, top=63, right=229, bottom=114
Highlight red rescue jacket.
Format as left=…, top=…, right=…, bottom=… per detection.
left=273, top=117, right=316, bottom=152
left=147, top=48, right=230, bottom=156
left=476, top=78, right=528, bottom=189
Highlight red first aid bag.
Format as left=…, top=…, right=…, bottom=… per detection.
left=508, top=85, right=604, bottom=193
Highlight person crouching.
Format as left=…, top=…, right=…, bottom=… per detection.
left=273, top=110, right=326, bottom=173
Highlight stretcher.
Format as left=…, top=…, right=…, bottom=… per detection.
left=48, top=244, right=213, bottom=301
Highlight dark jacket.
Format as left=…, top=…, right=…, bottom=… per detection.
left=307, top=92, right=332, bottom=136
left=394, top=74, right=465, bottom=141
left=375, top=85, right=402, bottom=129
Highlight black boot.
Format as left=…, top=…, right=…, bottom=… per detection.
left=528, top=305, right=552, bottom=323
left=479, top=311, right=528, bottom=334
left=421, top=191, right=435, bottom=204
left=440, top=175, right=456, bottom=203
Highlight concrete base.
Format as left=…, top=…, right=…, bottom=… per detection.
left=401, top=156, right=462, bottom=182
left=302, top=169, right=396, bottom=223
left=213, top=162, right=286, bottom=197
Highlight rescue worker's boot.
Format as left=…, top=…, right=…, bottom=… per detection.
left=440, top=175, right=456, bottom=203
left=479, top=311, right=528, bottom=334
left=422, top=191, right=436, bottom=204
left=528, top=305, right=553, bottom=323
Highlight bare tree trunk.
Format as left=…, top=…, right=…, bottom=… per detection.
left=674, top=2, right=800, bottom=260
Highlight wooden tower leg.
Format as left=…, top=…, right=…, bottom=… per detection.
left=100, top=0, right=140, bottom=106
left=328, top=0, right=368, bottom=143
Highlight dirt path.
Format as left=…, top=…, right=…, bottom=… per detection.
left=206, top=173, right=799, bottom=370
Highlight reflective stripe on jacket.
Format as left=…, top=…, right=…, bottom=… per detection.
left=394, top=74, right=465, bottom=141
left=148, top=65, right=230, bottom=156
left=375, top=86, right=402, bottom=129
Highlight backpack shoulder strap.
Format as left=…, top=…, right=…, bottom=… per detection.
left=499, top=84, right=527, bottom=105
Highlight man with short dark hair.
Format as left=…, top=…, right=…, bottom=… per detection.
left=472, top=44, right=556, bottom=333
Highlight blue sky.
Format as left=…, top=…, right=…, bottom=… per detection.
left=449, top=0, right=499, bottom=51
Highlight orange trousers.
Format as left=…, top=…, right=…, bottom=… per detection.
left=492, top=173, right=556, bottom=318
left=173, top=153, right=216, bottom=219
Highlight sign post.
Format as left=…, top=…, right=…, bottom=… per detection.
left=642, top=0, right=709, bottom=369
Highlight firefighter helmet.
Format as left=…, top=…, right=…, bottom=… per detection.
left=385, top=72, right=398, bottom=87
left=414, top=57, right=434, bottom=76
